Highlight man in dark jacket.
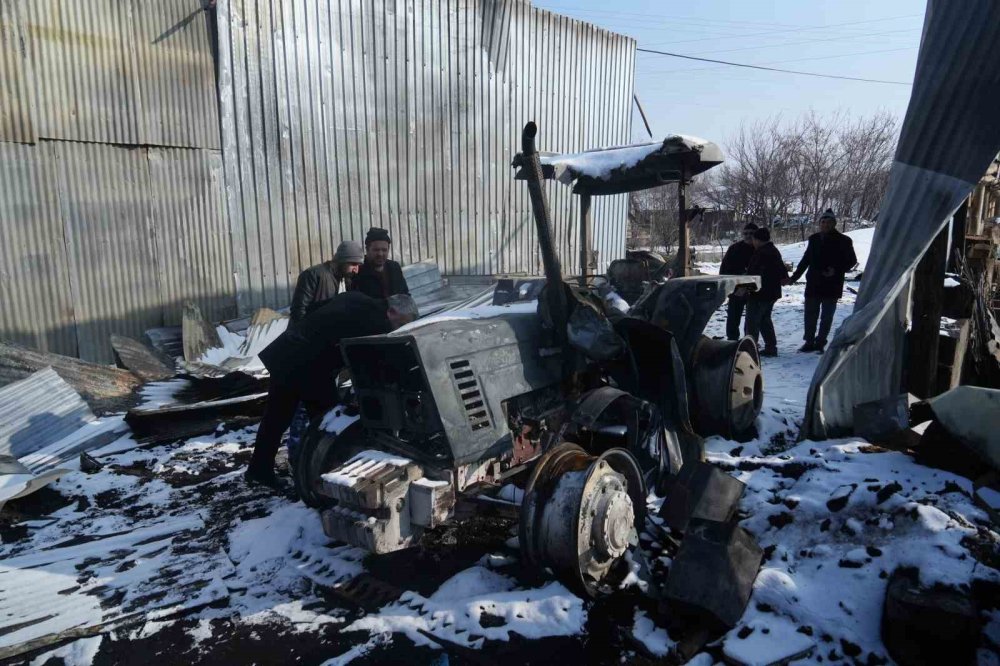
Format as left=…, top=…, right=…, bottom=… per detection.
left=289, top=240, right=365, bottom=323
left=720, top=222, right=758, bottom=340
left=246, top=292, right=418, bottom=488
left=744, top=227, right=788, bottom=357
left=352, top=227, right=410, bottom=300
left=784, top=209, right=858, bottom=353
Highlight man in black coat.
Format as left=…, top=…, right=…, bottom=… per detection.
left=245, top=292, right=419, bottom=488
left=289, top=240, right=365, bottom=323
left=352, top=227, right=410, bottom=301
left=744, top=227, right=788, bottom=357
left=785, top=209, right=858, bottom=353
left=720, top=222, right=758, bottom=340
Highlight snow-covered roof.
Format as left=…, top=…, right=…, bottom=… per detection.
left=516, top=135, right=724, bottom=195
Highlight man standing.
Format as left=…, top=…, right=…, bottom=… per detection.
left=719, top=222, right=758, bottom=340
left=246, top=292, right=419, bottom=488
left=290, top=240, right=365, bottom=323
left=353, top=227, right=410, bottom=300
left=744, top=227, right=788, bottom=357
left=785, top=209, right=858, bottom=353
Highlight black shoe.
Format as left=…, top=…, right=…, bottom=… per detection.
left=815, top=342, right=826, bottom=353
left=244, top=465, right=287, bottom=491
left=798, top=342, right=816, bottom=353
left=760, top=347, right=778, bottom=357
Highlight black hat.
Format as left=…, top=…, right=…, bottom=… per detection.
left=365, top=227, right=391, bottom=245
left=752, top=227, right=771, bottom=242
left=743, top=222, right=759, bottom=232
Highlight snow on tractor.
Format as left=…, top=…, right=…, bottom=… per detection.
left=293, top=123, right=763, bottom=597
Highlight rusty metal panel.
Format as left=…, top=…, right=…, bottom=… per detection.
left=217, top=0, right=635, bottom=313
left=147, top=147, right=235, bottom=325
left=24, top=0, right=142, bottom=144
left=0, top=141, right=77, bottom=356
left=131, top=0, right=220, bottom=149
left=51, top=141, right=162, bottom=364
left=0, top=0, right=35, bottom=143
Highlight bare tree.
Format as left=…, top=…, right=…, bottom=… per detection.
left=718, top=117, right=800, bottom=228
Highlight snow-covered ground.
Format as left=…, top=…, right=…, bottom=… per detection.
left=2, top=233, right=998, bottom=665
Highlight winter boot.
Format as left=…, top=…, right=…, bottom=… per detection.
left=815, top=341, right=827, bottom=353
left=760, top=347, right=778, bottom=358
left=244, top=463, right=287, bottom=492
left=798, top=341, right=816, bottom=353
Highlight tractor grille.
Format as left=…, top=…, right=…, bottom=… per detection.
left=449, top=359, right=491, bottom=432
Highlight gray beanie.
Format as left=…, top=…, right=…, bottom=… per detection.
left=819, top=208, right=837, bottom=223
left=334, top=240, right=364, bottom=264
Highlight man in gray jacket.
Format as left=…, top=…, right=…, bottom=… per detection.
left=289, top=240, right=365, bottom=323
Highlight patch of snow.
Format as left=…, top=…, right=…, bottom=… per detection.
left=393, top=301, right=538, bottom=334
left=347, top=566, right=586, bottom=648
left=944, top=276, right=960, bottom=287
left=631, top=610, right=675, bottom=657
left=321, top=450, right=414, bottom=488
left=320, top=633, right=391, bottom=666
left=320, top=406, right=360, bottom=434
left=29, top=636, right=102, bottom=666
left=722, top=609, right=815, bottom=666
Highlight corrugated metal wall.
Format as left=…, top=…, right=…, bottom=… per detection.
left=1, top=0, right=635, bottom=359
left=0, top=0, right=231, bottom=363
left=217, top=0, right=635, bottom=313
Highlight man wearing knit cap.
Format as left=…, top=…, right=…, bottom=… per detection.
left=353, top=227, right=410, bottom=300
left=784, top=209, right=858, bottom=353
left=289, top=240, right=365, bottom=323
left=719, top=222, right=759, bottom=341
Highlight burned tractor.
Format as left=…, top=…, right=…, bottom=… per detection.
left=294, top=123, right=762, bottom=597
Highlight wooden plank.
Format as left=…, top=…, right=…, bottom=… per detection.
left=0, top=341, right=141, bottom=413
left=110, top=334, right=176, bottom=382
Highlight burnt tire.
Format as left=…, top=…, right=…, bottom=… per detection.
left=294, top=418, right=367, bottom=509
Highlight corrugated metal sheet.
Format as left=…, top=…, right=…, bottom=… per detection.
left=0, top=141, right=77, bottom=356
left=0, top=141, right=233, bottom=364
left=52, top=141, right=163, bottom=363
left=0, top=0, right=35, bottom=143
left=131, top=0, right=221, bottom=149
left=217, top=0, right=635, bottom=313
left=0, top=367, right=94, bottom=459
left=24, top=0, right=143, bottom=145
left=18, top=0, right=218, bottom=148
left=804, top=0, right=1000, bottom=438
left=148, top=147, right=235, bottom=324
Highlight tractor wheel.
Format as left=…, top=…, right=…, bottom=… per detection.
left=294, top=415, right=366, bottom=508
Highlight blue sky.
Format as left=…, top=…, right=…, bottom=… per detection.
left=532, top=0, right=926, bottom=147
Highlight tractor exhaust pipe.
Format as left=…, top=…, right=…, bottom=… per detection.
left=517, top=122, right=569, bottom=345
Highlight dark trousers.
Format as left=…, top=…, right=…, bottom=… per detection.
left=726, top=296, right=746, bottom=341
left=250, top=381, right=331, bottom=471
left=745, top=299, right=777, bottom=351
left=804, top=298, right=838, bottom=345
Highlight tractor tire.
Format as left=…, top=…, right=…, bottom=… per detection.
left=294, top=418, right=367, bottom=509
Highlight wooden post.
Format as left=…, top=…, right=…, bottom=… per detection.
left=579, top=193, right=592, bottom=287
left=906, top=226, right=949, bottom=398
left=676, top=170, right=689, bottom=277
left=948, top=200, right=968, bottom=273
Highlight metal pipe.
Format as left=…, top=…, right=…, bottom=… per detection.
left=633, top=94, right=653, bottom=139
left=518, top=122, right=568, bottom=339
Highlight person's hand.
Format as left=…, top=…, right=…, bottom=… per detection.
left=822, top=267, right=835, bottom=278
